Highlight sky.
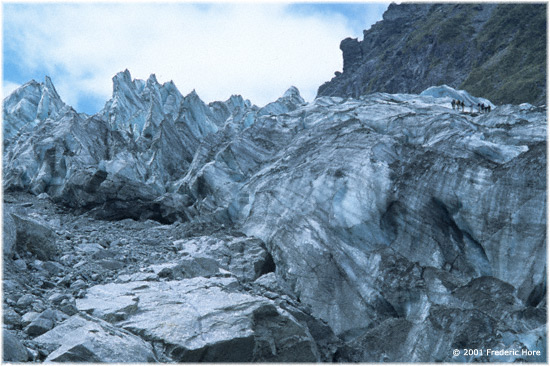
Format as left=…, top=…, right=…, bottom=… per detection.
left=3, top=2, right=389, bottom=114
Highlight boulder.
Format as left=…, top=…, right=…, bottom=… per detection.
left=147, top=257, right=220, bottom=280
left=25, top=316, right=54, bottom=337
left=33, top=314, right=157, bottom=362
left=76, top=277, right=322, bottom=362
left=175, top=235, right=275, bottom=281
left=3, top=208, right=17, bottom=258
left=3, top=307, right=21, bottom=327
left=3, top=330, right=29, bottom=362
left=25, top=309, right=60, bottom=336
left=11, top=213, right=58, bottom=260
left=21, top=311, right=40, bottom=327
left=16, top=294, right=37, bottom=309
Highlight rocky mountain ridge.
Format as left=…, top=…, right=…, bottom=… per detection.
left=3, top=72, right=547, bottom=362
left=318, top=3, right=546, bottom=106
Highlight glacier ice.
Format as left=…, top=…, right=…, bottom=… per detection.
left=3, top=74, right=546, bottom=361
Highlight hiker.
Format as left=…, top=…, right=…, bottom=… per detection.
left=451, top=99, right=456, bottom=110
left=461, top=101, right=465, bottom=112
left=480, top=103, right=485, bottom=113
left=487, top=105, right=491, bottom=113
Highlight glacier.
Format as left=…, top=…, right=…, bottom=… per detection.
left=2, top=73, right=546, bottom=362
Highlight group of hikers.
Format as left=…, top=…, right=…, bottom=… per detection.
left=451, top=99, right=465, bottom=111
left=477, top=103, right=491, bottom=113
left=451, top=99, right=492, bottom=114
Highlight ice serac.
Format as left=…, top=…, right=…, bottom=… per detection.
left=3, top=73, right=226, bottom=222
left=3, top=77, right=68, bottom=143
left=172, top=86, right=307, bottom=218
left=258, top=86, right=305, bottom=116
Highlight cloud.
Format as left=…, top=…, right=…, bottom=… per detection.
left=4, top=3, right=385, bottom=113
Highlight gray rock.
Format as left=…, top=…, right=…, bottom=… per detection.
left=33, top=314, right=157, bottom=362
left=43, top=261, right=64, bottom=275
left=147, top=257, right=220, bottom=279
left=48, top=292, right=71, bottom=305
left=98, top=259, right=124, bottom=270
left=76, top=278, right=322, bottom=361
left=75, top=243, right=103, bottom=254
left=13, top=258, right=27, bottom=271
left=117, top=272, right=159, bottom=283
left=3, top=307, right=21, bottom=327
left=31, top=299, right=46, bottom=313
left=21, top=311, right=41, bottom=327
left=59, top=299, right=79, bottom=316
left=25, top=316, right=54, bottom=337
left=3, top=329, right=29, bottom=362
left=175, top=235, right=275, bottom=281
left=24, top=309, right=59, bottom=336
left=70, top=279, right=87, bottom=290
left=16, top=294, right=36, bottom=308
left=11, top=213, right=58, bottom=260
left=3, top=208, right=17, bottom=258
left=91, top=249, right=116, bottom=260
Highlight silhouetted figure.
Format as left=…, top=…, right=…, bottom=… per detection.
left=480, top=103, right=485, bottom=113
left=487, top=105, right=491, bottom=113
left=461, top=101, right=465, bottom=112
left=451, top=99, right=456, bottom=110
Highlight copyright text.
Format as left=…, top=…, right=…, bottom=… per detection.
left=454, top=348, right=541, bottom=357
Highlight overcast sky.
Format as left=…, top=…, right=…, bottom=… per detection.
left=3, top=2, right=389, bottom=114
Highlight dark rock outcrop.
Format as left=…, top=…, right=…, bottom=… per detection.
left=318, top=3, right=547, bottom=105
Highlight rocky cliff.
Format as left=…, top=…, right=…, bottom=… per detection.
left=3, top=72, right=546, bottom=362
left=318, top=3, right=547, bottom=106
